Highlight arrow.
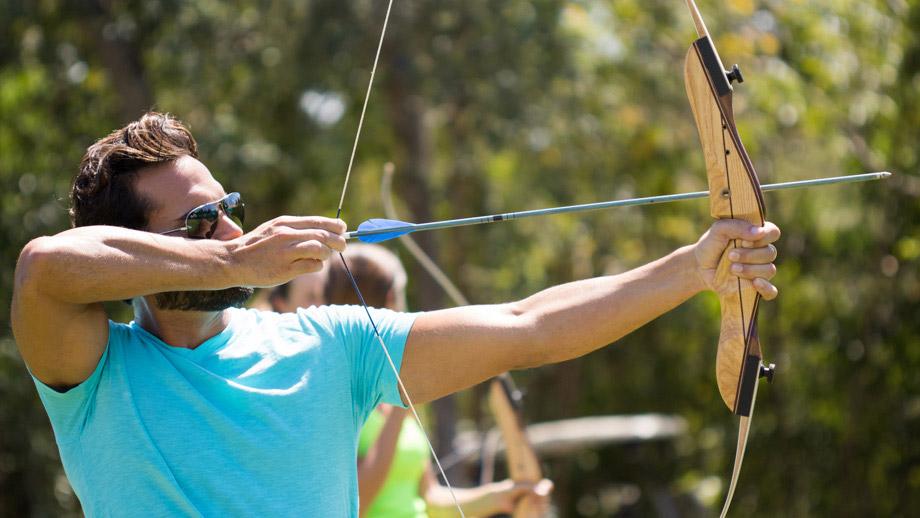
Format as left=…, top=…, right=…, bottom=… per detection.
left=347, top=171, right=891, bottom=243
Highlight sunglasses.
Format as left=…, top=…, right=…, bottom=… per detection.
left=159, top=192, right=245, bottom=239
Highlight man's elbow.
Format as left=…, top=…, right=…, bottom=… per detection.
left=13, top=237, right=48, bottom=291
left=14, top=237, right=57, bottom=297
left=503, top=302, right=562, bottom=370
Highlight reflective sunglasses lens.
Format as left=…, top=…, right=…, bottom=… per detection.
left=223, top=193, right=245, bottom=228
left=186, top=204, right=220, bottom=238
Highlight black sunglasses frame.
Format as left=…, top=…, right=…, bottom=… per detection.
left=159, top=192, right=245, bottom=239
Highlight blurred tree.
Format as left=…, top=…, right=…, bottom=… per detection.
left=0, top=0, right=916, bottom=516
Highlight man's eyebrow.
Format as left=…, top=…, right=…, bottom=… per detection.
left=145, top=197, right=186, bottom=225
left=167, top=193, right=228, bottom=223
left=170, top=205, right=192, bottom=222
left=167, top=206, right=194, bottom=224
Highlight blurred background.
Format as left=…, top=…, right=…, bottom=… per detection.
left=1, top=0, right=917, bottom=516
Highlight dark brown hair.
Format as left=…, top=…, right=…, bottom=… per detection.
left=70, top=112, right=198, bottom=229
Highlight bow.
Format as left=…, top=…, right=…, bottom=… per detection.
left=682, top=1, right=775, bottom=515
left=381, top=165, right=548, bottom=518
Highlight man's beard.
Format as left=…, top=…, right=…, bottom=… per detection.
left=154, top=287, right=254, bottom=311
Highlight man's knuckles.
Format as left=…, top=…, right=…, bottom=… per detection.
left=731, top=244, right=777, bottom=264
left=294, top=258, right=324, bottom=274
left=712, top=219, right=780, bottom=244
left=731, top=262, right=777, bottom=279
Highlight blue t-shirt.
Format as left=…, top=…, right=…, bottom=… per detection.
left=32, top=306, right=416, bottom=517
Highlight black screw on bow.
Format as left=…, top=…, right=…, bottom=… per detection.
left=726, top=64, right=744, bottom=84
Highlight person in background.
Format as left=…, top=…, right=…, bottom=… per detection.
left=270, top=243, right=553, bottom=517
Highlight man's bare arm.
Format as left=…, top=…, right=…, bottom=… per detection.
left=400, top=220, right=780, bottom=403
left=11, top=217, right=346, bottom=388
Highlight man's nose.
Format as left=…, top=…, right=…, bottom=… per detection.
left=213, top=212, right=244, bottom=240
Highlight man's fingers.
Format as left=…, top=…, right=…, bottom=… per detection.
left=728, top=244, right=777, bottom=265
left=750, top=221, right=781, bottom=246
left=753, top=277, right=779, bottom=300
left=710, top=219, right=758, bottom=243
left=286, top=229, right=346, bottom=254
left=265, top=218, right=347, bottom=253
left=292, top=258, right=324, bottom=275
left=727, top=263, right=778, bottom=300
left=729, top=262, right=777, bottom=280
left=231, top=215, right=350, bottom=287
left=291, top=238, right=338, bottom=262
left=713, top=219, right=781, bottom=245
left=272, top=216, right=348, bottom=234
left=316, top=229, right=347, bottom=253
left=696, top=220, right=781, bottom=300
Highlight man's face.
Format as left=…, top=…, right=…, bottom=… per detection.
left=135, top=156, right=253, bottom=311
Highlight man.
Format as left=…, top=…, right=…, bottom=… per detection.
left=11, top=112, right=779, bottom=516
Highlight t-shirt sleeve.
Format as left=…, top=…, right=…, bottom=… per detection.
left=30, top=321, right=114, bottom=445
left=311, top=305, right=417, bottom=417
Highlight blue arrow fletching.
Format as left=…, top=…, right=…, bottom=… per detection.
left=355, top=218, right=416, bottom=243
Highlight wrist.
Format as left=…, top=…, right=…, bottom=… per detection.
left=209, top=238, right=240, bottom=288
left=675, top=244, right=707, bottom=295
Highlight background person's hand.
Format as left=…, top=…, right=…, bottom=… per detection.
left=488, top=478, right=554, bottom=515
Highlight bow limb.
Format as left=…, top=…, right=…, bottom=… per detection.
left=381, top=165, right=547, bottom=517
left=682, top=0, right=773, bottom=515
left=487, top=374, right=545, bottom=518
left=380, top=164, right=471, bottom=308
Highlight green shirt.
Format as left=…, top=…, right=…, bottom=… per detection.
left=358, top=409, right=429, bottom=517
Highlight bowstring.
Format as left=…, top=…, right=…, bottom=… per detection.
left=335, top=0, right=392, bottom=216
left=334, top=2, right=465, bottom=516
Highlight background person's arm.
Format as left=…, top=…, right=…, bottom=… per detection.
left=421, top=467, right=551, bottom=518
left=357, top=405, right=407, bottom=517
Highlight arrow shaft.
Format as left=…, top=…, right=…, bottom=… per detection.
left=346, top=171, right=890, bottom=240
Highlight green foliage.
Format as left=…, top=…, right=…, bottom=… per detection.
left=1, top=0, right=917, bottom=515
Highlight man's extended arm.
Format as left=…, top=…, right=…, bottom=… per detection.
left=400, top=220, right=780, bottom=403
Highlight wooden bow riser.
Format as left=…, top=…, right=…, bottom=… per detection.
left=684, top=35, right=766, bottom=417
left=488, top=377, right=544, bottom=518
